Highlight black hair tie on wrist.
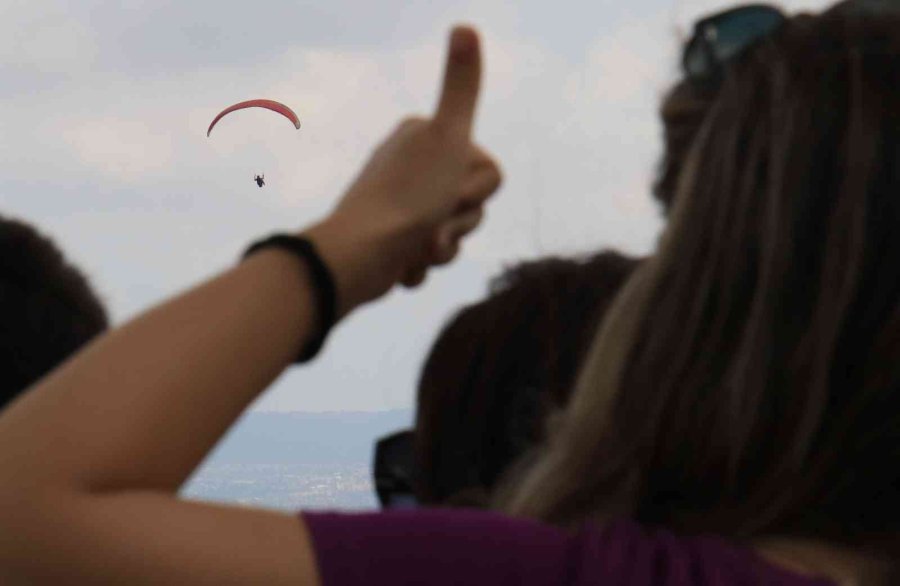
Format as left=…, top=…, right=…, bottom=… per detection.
left=242, top=234, right=337, bottom=363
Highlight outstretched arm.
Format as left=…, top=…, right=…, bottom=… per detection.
left=0, top=25, right=500, bottom=584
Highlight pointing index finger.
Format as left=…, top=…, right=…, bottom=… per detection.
left=434, top=25, right=482, bottom=136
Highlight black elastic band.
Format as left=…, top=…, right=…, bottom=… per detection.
left=243, top=234, right=337, bottom=363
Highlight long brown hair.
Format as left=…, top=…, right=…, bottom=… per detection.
left=499, top=3, right=900, bottom=559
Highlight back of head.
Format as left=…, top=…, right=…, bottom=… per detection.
left=652, top=1, right=894, bottom=215
left=0, top=216, right=108, bottom=409
left=501, top=0, right=900, bottom=561
left=414, top=251, right=639, bottom=505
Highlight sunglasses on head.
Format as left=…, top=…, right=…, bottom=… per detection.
left=683, top=0, right=900, bottom=83
left=373, top=429, right=418, bottom=508
left=682, top=3, right=787, bottom=83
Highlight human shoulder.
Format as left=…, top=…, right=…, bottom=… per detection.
left=300, top=509, right=832, bottom=586
left=302, top=508, right=569, bottom=585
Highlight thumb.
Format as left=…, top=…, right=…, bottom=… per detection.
left=434, top=25, right=482, bottom=136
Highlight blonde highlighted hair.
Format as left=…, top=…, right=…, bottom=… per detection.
left=497, top=4, right=900, bottom=565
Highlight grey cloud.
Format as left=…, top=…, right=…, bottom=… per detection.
left=512, top=0, right=675, bottom=63
left=78, top=1, right=453, bottom=74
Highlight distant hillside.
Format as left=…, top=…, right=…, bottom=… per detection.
left=199, top=410, right=414, bottom=466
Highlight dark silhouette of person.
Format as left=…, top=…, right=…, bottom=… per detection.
left=0, top=215, right=109, bottom=411
left=399, top=251, right=639, bottom=507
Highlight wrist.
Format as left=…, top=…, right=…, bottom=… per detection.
left=301, top=210, right=409, bottom=317
left=242, top=235, right=337, bottom=363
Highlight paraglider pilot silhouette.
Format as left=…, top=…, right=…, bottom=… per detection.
left=206, top=99, right=301, bottom=189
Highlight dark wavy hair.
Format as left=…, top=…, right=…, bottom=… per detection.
left=0, top=215, right=108, bottom=409
left=413, top=250, right=639, bottom=505
left=500, top=2, right=900, bottom=570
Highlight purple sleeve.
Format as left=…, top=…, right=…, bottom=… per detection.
left=302, top=508, right=573, bottom=586
left=301, top=509, right=837, bottom=586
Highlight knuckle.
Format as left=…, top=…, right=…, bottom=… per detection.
left=398, top=115, right=427, bottom=131
left=489, top=159, right=503, bottom=182
left=470, top=146, right=492, bottom=168
left=486, top=166, right=502, bottom=187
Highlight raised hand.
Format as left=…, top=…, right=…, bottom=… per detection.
left=306, top=25, right=502, bottom=314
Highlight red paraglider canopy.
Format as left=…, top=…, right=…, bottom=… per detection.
left=207, top=99, right=301, bottom=137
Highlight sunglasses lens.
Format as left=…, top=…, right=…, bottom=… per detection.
left=684, top=36, right=712, bottom=79
left=374, top=430, right=416, bottom=508
left=712, top=8, right=785, bottom=62
left=685, top=7, right=785, bottom=79
left=385, top=492, right=418, bottom=509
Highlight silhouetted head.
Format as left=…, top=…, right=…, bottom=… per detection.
left=501, top=0, right=900, bottom=565
left=414, top=250, right=639, bottom=505
left=0, top=216, right=108, bottom=409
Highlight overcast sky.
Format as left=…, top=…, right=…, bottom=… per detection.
left=1, top=0, right=834, bottom=411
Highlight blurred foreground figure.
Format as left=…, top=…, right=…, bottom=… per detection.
left=0, top=215, right=108, bottom=410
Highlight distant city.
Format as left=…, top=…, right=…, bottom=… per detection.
left=181, top=410, right=412, bottom=512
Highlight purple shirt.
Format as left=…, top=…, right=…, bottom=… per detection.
left=302, top=509, right=835, bottom=585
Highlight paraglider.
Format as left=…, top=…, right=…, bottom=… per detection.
left=207, top=99, right=301, bottom=189
left=206, top=99, right=301, bottom=137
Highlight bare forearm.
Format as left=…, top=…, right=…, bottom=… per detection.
left=0, top=246, right=315, bottom=493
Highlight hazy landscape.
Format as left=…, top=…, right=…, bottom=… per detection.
left=181, top=410, right=412, bottom=511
